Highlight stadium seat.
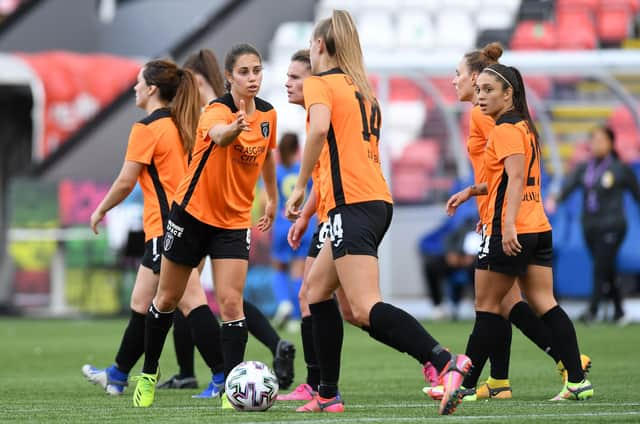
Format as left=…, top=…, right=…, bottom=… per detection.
left=434, top=10, right=477, bottom=51
left=555, top=22, right=598, bottom=49
left=476, top=28, right=514, bottom=48
left=395, top=11, right=435, bottom=51
left=596, top=7, right=632, bottom=45
left=387, top=100, right=427, bottom=147
left=358, top=11, right=394, bottom=54
left=441, top=0, right=480, bottom=13
left=608, top=105, right=637, bottom=131
left=269, top=22, right=313, bottom=62
left=400, top=0, right=441, bottom=13
left=517, top=0, right=555, bottom=20
left=429, top=76, right=459, bottom=104
left=399, top=138, right=441, bottom=171
left=481, top=0, right=522, bottom=13
left=600, top=0, right=640, bottom=13
left=315, top=0, right=361, bottom=19
left=556, top=0, right=600, bottom=13
left=523, top=75, right=553, bottom=98
left=475, top=8, right=516, bottom=31
left=391, top=165, right=430, bottom=203
left=390, top=77, right=424, bottom=102
left=511, top=20, right=556, bottom=50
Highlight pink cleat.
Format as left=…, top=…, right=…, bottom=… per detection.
left=295, top=394, right=344, bottom=413
left=422, top=362, right=444, bottom=400
left=439, top=353, right=472, bottom=416
left=277, top=383, right=316, bottom=401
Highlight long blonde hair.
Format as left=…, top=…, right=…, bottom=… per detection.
left=314, top=10, right=375, bottom=104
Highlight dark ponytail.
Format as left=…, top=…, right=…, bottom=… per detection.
left=597, top=125, right=619, bottom=159
left=481, top=63, right=539, bottom=143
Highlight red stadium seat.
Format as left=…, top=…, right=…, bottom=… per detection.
left=555, top=22, right=598, bottom=49
left=599, top=0, right=640, bottom=13
left=390, top=77, right=423, bottom=102
left=523, top=75, right=553, bottom=98
left=510, top=21, right=556, bottom=50
left=608, top=106, right=636, bottom=131
left=596, top=7, right=632, bottom=44
left=557, top=0, right=599, bottom=13
left=399, top=139, right=441, bottom=171
left=429, top=77, right=458, bottom=105
left=392, top=166, right=430, bottom=202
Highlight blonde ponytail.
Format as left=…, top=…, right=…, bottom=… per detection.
left=314, top=10, right=376, bottom=104
left=172, top=69, right=200, bottom=153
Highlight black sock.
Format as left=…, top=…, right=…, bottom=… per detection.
left=114, top=310, right=146, bottom=374
left=509, top=301, right=560, bottom=363
left=541, top=306, right=584, bottom=383
left=187, top=305, right=224, bottom=375
left=172, top=310, right=195, bottom=378
left=142, top=303, right=174, bottom=374
left=488, top=314, right=512, bottom=380
left=301, top=315, right=320, bottom=390
left=244, top=300, right=280, bottom=356
left=221, top=318, right=248, bottom=379
left=462, top=312, right=492, bottom=388
left=310, top=299, right=343, bottom=399
left=368, top=302, right=450, bottom=371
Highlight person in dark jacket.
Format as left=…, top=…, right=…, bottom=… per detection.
left=546, top=126, right=640, bottom=324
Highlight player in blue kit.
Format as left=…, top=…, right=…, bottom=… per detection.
left=271, top=132, right=316, bottom=328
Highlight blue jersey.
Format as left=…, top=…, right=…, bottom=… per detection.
left=272, top=161, right=315, bottom=262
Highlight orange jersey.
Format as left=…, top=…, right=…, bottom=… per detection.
left=468, top=105, right=495, bottom=223
left=173, top=93, right=277, bottom=229
left=484, top=112, right=551, bottom=236
left=125, top=108, right=188, bottom=241
left=311, top=162, right=329, bottom=222
left=303, top=68, right=392, bottom=212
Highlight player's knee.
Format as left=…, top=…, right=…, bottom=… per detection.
left=349, top=305, right=370, bottom=327
left=217, top=295, right=243, bottom=320
left=154, top=290, right=181, bottom=312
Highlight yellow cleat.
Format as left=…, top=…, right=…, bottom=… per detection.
left=132, top=372, right=159, bottom=407
left=558, top=354, right=592, bottom=385
left=476, top=378, right=512, bottom=399
left=551, top=379, right=594, bottom=401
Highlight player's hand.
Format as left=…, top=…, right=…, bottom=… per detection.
left=475, top=219, right=483, bottom=234
left=446, top=187, right=471, bottom=216
left=544, top=197, right=557, bottom=214
left=234, top=99, right=250, bottom=133
left=288, top=215, right=310, bottom=250
left=89, top=209, right=104, bottom=235
left=285, top=187, right=305, bottom=221
left=257, top=197, right=276, bottom=232
left=502, top=223, right=522, bottom=256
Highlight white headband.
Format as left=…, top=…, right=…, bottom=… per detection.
left=483, top=67, right=512, bottom=88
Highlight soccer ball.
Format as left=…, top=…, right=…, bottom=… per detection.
left=225, top=361, right=279, bottom=411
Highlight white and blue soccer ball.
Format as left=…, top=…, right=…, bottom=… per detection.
left=225, top=361, right=279, bottom=411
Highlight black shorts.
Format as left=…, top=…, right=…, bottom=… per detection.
left=162, top=203, right=250, bottom=268
left=141, top=236, right=162, bottom=274
left=476, top=230, right=553, bottom=276
left=327, top=200, right=393, bottom=259
left=307, top=221, right=331, bottom=258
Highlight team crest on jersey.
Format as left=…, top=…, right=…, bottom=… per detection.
left=261, top=122, right=270, bottom=138
left=164, top=233, right=174, bottom=251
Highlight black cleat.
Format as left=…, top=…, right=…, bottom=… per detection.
left=273, top=339, right=296, bottom=390
left=156, top=374, right=198, bottom=389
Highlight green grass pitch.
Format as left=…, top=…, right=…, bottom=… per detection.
left=1, top=318, right=638, bottom=423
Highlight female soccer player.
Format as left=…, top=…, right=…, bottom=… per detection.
left=285, top=10, right=471, bottom=416
left=270, top=131, right=313, bottom=328
left=132, top=43, right=278, bottom=408
left=441, top=43, right=590, bottom=400
left=157, top=49, right=295, bottom=395
left=82, top=59, right=209, bottom=395
left=277, top=49, right=358, bottom=402
left=456, top=63, right=593, bottom=401
left=546, top=126, right=640, bottom=325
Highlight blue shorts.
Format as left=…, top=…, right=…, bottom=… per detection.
left=271, top=215, right=316, bottom=263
